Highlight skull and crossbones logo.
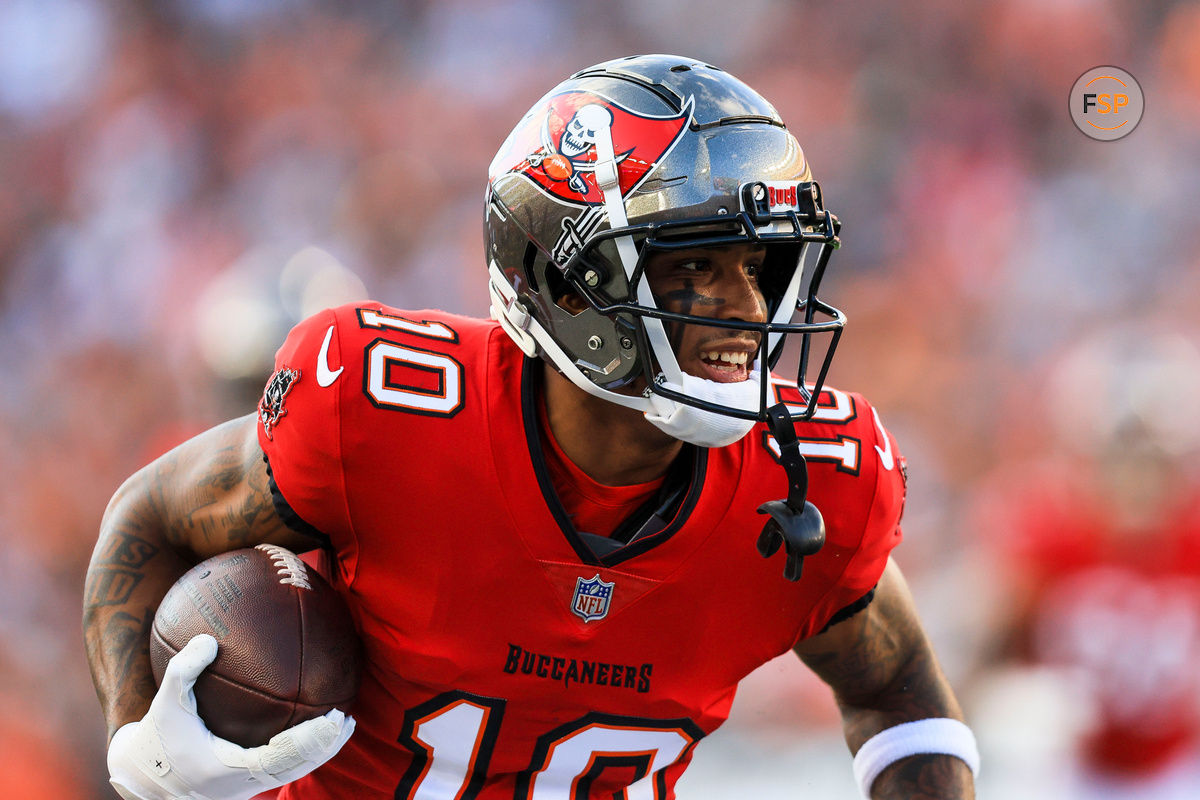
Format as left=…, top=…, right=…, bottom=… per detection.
left=560, top=104, right=613, bottom=157
left=534, top=103, right=618, bottom=194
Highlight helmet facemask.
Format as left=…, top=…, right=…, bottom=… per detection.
left=561, top=181, right=844, bottom=427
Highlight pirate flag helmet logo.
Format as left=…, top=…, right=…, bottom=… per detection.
left=491, top=90, right=690, bottom=209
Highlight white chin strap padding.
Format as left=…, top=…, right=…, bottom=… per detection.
left=644, top=369, right=761, bottom=449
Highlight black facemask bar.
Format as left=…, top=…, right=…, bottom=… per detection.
left=562, top=181, right=845, bottom=424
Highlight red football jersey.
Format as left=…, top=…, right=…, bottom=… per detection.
left=256, top=302, right=906, bottom=799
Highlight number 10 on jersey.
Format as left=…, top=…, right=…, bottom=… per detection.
left=395, top=691, right=702, bottom=800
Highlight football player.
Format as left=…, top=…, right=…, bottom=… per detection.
left=85, top=55, right=977, bottom=800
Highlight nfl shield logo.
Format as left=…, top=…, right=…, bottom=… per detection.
left=571, top=574, right=615, bottom=623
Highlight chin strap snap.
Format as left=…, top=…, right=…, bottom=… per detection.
left=756, top=402, right=826, bottom=581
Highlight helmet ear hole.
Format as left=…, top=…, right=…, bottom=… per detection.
left=544, top=262, right=582, bottom=311
left=557, top=293, right=588, bottom=315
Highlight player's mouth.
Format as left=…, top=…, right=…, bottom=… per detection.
left=694, top=343, right=757, bottom=383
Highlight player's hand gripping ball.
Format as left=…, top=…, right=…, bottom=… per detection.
left=150, top=544, right=363, bottom=747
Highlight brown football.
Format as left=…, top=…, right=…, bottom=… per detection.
left=150, top=544, right=362, bottom=747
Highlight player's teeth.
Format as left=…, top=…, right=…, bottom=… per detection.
left=701, top=350, right=751, bottom=367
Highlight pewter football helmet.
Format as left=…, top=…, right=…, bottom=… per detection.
left=486, top=54, right=843, bottom=423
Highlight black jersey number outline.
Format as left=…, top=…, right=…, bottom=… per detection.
left=764, top=380, right=862, bottom=473
left=393, top=693, right=703, bottom=800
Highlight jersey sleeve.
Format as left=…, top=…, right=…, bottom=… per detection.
left=256, top=306, right=354, bottom=543
left=792, top=397, right=907, bottom=641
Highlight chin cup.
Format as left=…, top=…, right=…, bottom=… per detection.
left=756, top=499, right=826, bottom=581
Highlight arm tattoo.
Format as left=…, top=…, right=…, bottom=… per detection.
left=84, top=532, right=160, bottom=610
left=873, top=754, right=973, bottom=800
left=96, top=530, right=159, bottom=569
left=799, top=597, right=911, bottom=712
left=159, top=429, right=284, bottom=552
left=101, top=610, right=158, bottom=708
left=83, top=508, right=183, bottom=730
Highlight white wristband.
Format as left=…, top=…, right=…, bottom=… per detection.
left=852, top=717, right=979, bottom=798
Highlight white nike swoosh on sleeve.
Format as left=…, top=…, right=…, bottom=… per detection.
left=872, top=407, right=894, bottom=471
left=316, top=325, right=344, bottom=387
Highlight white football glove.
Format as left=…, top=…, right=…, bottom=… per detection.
left=107, top=634, right=355, bottom=800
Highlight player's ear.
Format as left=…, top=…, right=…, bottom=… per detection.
left=543, top=256, right=591, bottom=316
left=555, top=291, right=588, bottom=314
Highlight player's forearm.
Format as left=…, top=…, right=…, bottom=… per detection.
left=836, top=644, right=974, bottom=799
left=84, top=473, right=193, bottom=740
left=832, top=632, right=962, bottom=740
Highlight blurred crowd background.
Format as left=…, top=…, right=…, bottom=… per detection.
left=2, top=0, right=1199, bottom=797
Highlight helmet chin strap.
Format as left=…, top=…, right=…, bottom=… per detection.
left=756, top=403, right=827, bottom=580
left=593, top=118, right=758, bottom=448
left=592, top=120, right=680, bottom=382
